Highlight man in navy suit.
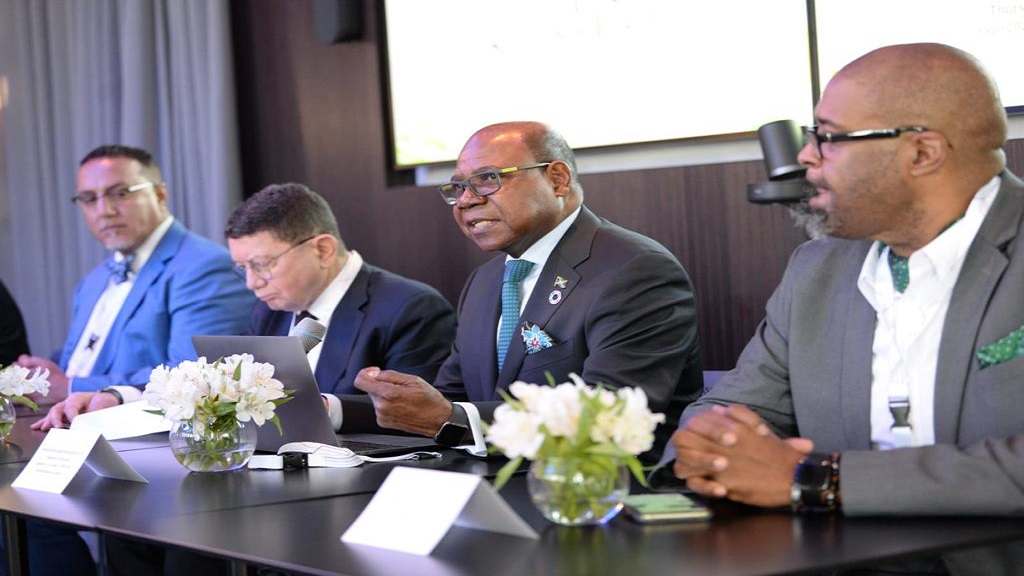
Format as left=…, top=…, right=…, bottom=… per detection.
left=226, top=183, right=455, bottom=430
left=355, top=121, right=703, bottom=463
left=16, top=145, right=252, bottom=575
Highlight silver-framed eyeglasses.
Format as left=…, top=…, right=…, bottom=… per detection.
left=438, top=162, right=551, bottom=205
left=71, top=181, right=155, bottom=206
left=234, top=236, right=316, bottom=281
left=804, top=125, right=927, bottom=157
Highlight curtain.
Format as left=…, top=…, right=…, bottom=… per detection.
left=0, top=0, right=241, bottom=356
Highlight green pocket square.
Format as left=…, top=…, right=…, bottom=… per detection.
left=976, top=325, right=1024, bottom=369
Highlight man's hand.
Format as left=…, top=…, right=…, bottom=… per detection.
left=673, top=405, right=813, bottom=507
left=353, top=367, right=453, bottom=436
left=30, top=392, right=120, bottom=431
left=16, top=355, right=70, bottom=404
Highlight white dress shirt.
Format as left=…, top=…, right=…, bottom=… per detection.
left=68, top=216, right=175, bottom=394
left=857, top=176, right=998, bottom=449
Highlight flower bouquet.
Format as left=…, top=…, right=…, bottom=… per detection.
left=0, top=365, right=50, bottom=439
left=144, top=354, right=291, bottom=472
left=486, top=373, right=665, bottom=526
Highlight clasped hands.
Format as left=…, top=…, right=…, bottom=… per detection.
left=671, top=405, right=813, bottom=508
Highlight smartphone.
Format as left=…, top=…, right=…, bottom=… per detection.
left=621, top=493, right=712, bottom=523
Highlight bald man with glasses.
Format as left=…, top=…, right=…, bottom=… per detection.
left=662, top=43, right=1023, bottom=574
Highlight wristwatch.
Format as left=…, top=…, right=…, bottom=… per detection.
left=433, top=421, right=468, bottom=447
left=791, top=451, right=841, bottom=513
left=100, top=387, right=124, bottom=405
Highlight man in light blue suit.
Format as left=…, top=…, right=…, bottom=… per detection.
left=13, top=147, right=253, bottom=574
left=24, top=145, right=254, bottom=430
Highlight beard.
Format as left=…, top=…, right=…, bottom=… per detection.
left=786, top=196, right=829, bottom=240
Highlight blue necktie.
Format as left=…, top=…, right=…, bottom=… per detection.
left=106, top=254, right=136, bottom=284
left=497, top=259, right=534, bottom=372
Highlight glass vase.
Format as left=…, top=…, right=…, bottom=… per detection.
left=527, top=456, right=630, bottom=526
left=169, top=417, right=257, bottom=472
left=0, top=396, right=15, bottom=441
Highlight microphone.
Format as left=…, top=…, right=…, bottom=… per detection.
left=290, top=317, right=326, bottom=354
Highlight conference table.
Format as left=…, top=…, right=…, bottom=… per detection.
left=0, top=416, right=1021, bottom=576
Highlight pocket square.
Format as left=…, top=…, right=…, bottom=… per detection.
left=521, top=323, right=556, bottom=355
left=976, top=325, right=1024, bottom=369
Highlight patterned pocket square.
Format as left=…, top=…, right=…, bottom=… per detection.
left=521, top=323, right=556, bottom=355
left=976, top=325, right=1024, bottom=369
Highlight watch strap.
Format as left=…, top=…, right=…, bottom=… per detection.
left=791, top=451, right=841, bottom=513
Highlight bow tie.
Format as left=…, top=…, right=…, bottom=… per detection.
left=106, top=254, right=136, bottom=284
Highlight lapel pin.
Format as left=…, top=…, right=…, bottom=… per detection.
left=554, top=276, right=568, bottom=289
left=548, top=290, right=562, bottom=305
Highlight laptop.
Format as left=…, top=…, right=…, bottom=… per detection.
left=191, top=335, right=440, bottom=456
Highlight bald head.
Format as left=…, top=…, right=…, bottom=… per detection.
left=832, top=43, right=1006, bottom=169
left=466, top=122, right=584, bottom=198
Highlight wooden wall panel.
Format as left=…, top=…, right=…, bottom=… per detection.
left=230, top=0, right=1023, bottom=370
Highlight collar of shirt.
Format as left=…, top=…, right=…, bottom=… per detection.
left=114, top=216, right=175, bottom=276
left=507, top=206, right=582, bottom=306
left=297, top=249, right=364, bottom=328
left=857, top=175, right=1000, bottom=311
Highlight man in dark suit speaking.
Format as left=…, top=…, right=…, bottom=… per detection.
left=354, top=121, right=703, bottom=462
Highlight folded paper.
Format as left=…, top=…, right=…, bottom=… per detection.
left=12, top=428, right=147, bottom=493
left=341, top=467, right=538, bottom=555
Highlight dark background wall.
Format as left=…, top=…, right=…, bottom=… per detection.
left=230, top=0, right=1024, bottom=370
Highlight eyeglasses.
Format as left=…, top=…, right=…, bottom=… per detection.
left=71, top=181, right=155, bottom=206
left=438, top=162, right=551, bottom=205
left=234, top=236, right=316, bottom=281
left=803, top=125, right=927, bottom=157
left=804, top=125, right=929, bottom=151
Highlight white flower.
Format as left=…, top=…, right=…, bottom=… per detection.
left=486, top=403, right=545, bottom=459
left=590, top=386, right=666, bottom=455
left=490, top=374, right=664, bottom=460
left=0, top=365, right=50, bottom=397
left=144, top=356, right=288, bottom=427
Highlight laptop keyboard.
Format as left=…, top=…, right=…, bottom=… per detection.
left=337, top=439, right=401, bottom=454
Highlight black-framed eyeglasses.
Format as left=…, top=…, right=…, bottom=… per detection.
left=803, top=125, right=928, bottom=157
left=234, top=236, right=316, bottom=281
left=438, top=162, right=551, bottom=206
left=71, top=181, right=155, bottom=206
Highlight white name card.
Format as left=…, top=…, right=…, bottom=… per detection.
left=12, top=428, right=148, bottom=493
left=341, top=467, right=538, bottom=555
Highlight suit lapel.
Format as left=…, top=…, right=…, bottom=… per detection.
left=314, top=267, right=369, bottom=392
left=838, top=278, right=876, bottom=450
left=933, top=173, right=1022, bottom=443
left=467, top=261, right=503, bottom=399
left=496, top=209, right=597, bottom=390
left=92, top=222, right=186, bottom=374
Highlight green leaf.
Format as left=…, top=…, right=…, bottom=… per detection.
left=269, top=414, right=284, bottom=435
left=492, top=456, right=522, bottom=491
left=10, top=395, right=38, bottom=412
left=624, top=456, right=649, bottom=487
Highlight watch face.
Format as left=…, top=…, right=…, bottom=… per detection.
left=435, top=422, right=468, bottom=447
left=796, top=460, right=832, bottom=491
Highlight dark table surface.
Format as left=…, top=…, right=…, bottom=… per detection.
left=0, top=417, right=1022, bottom=576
